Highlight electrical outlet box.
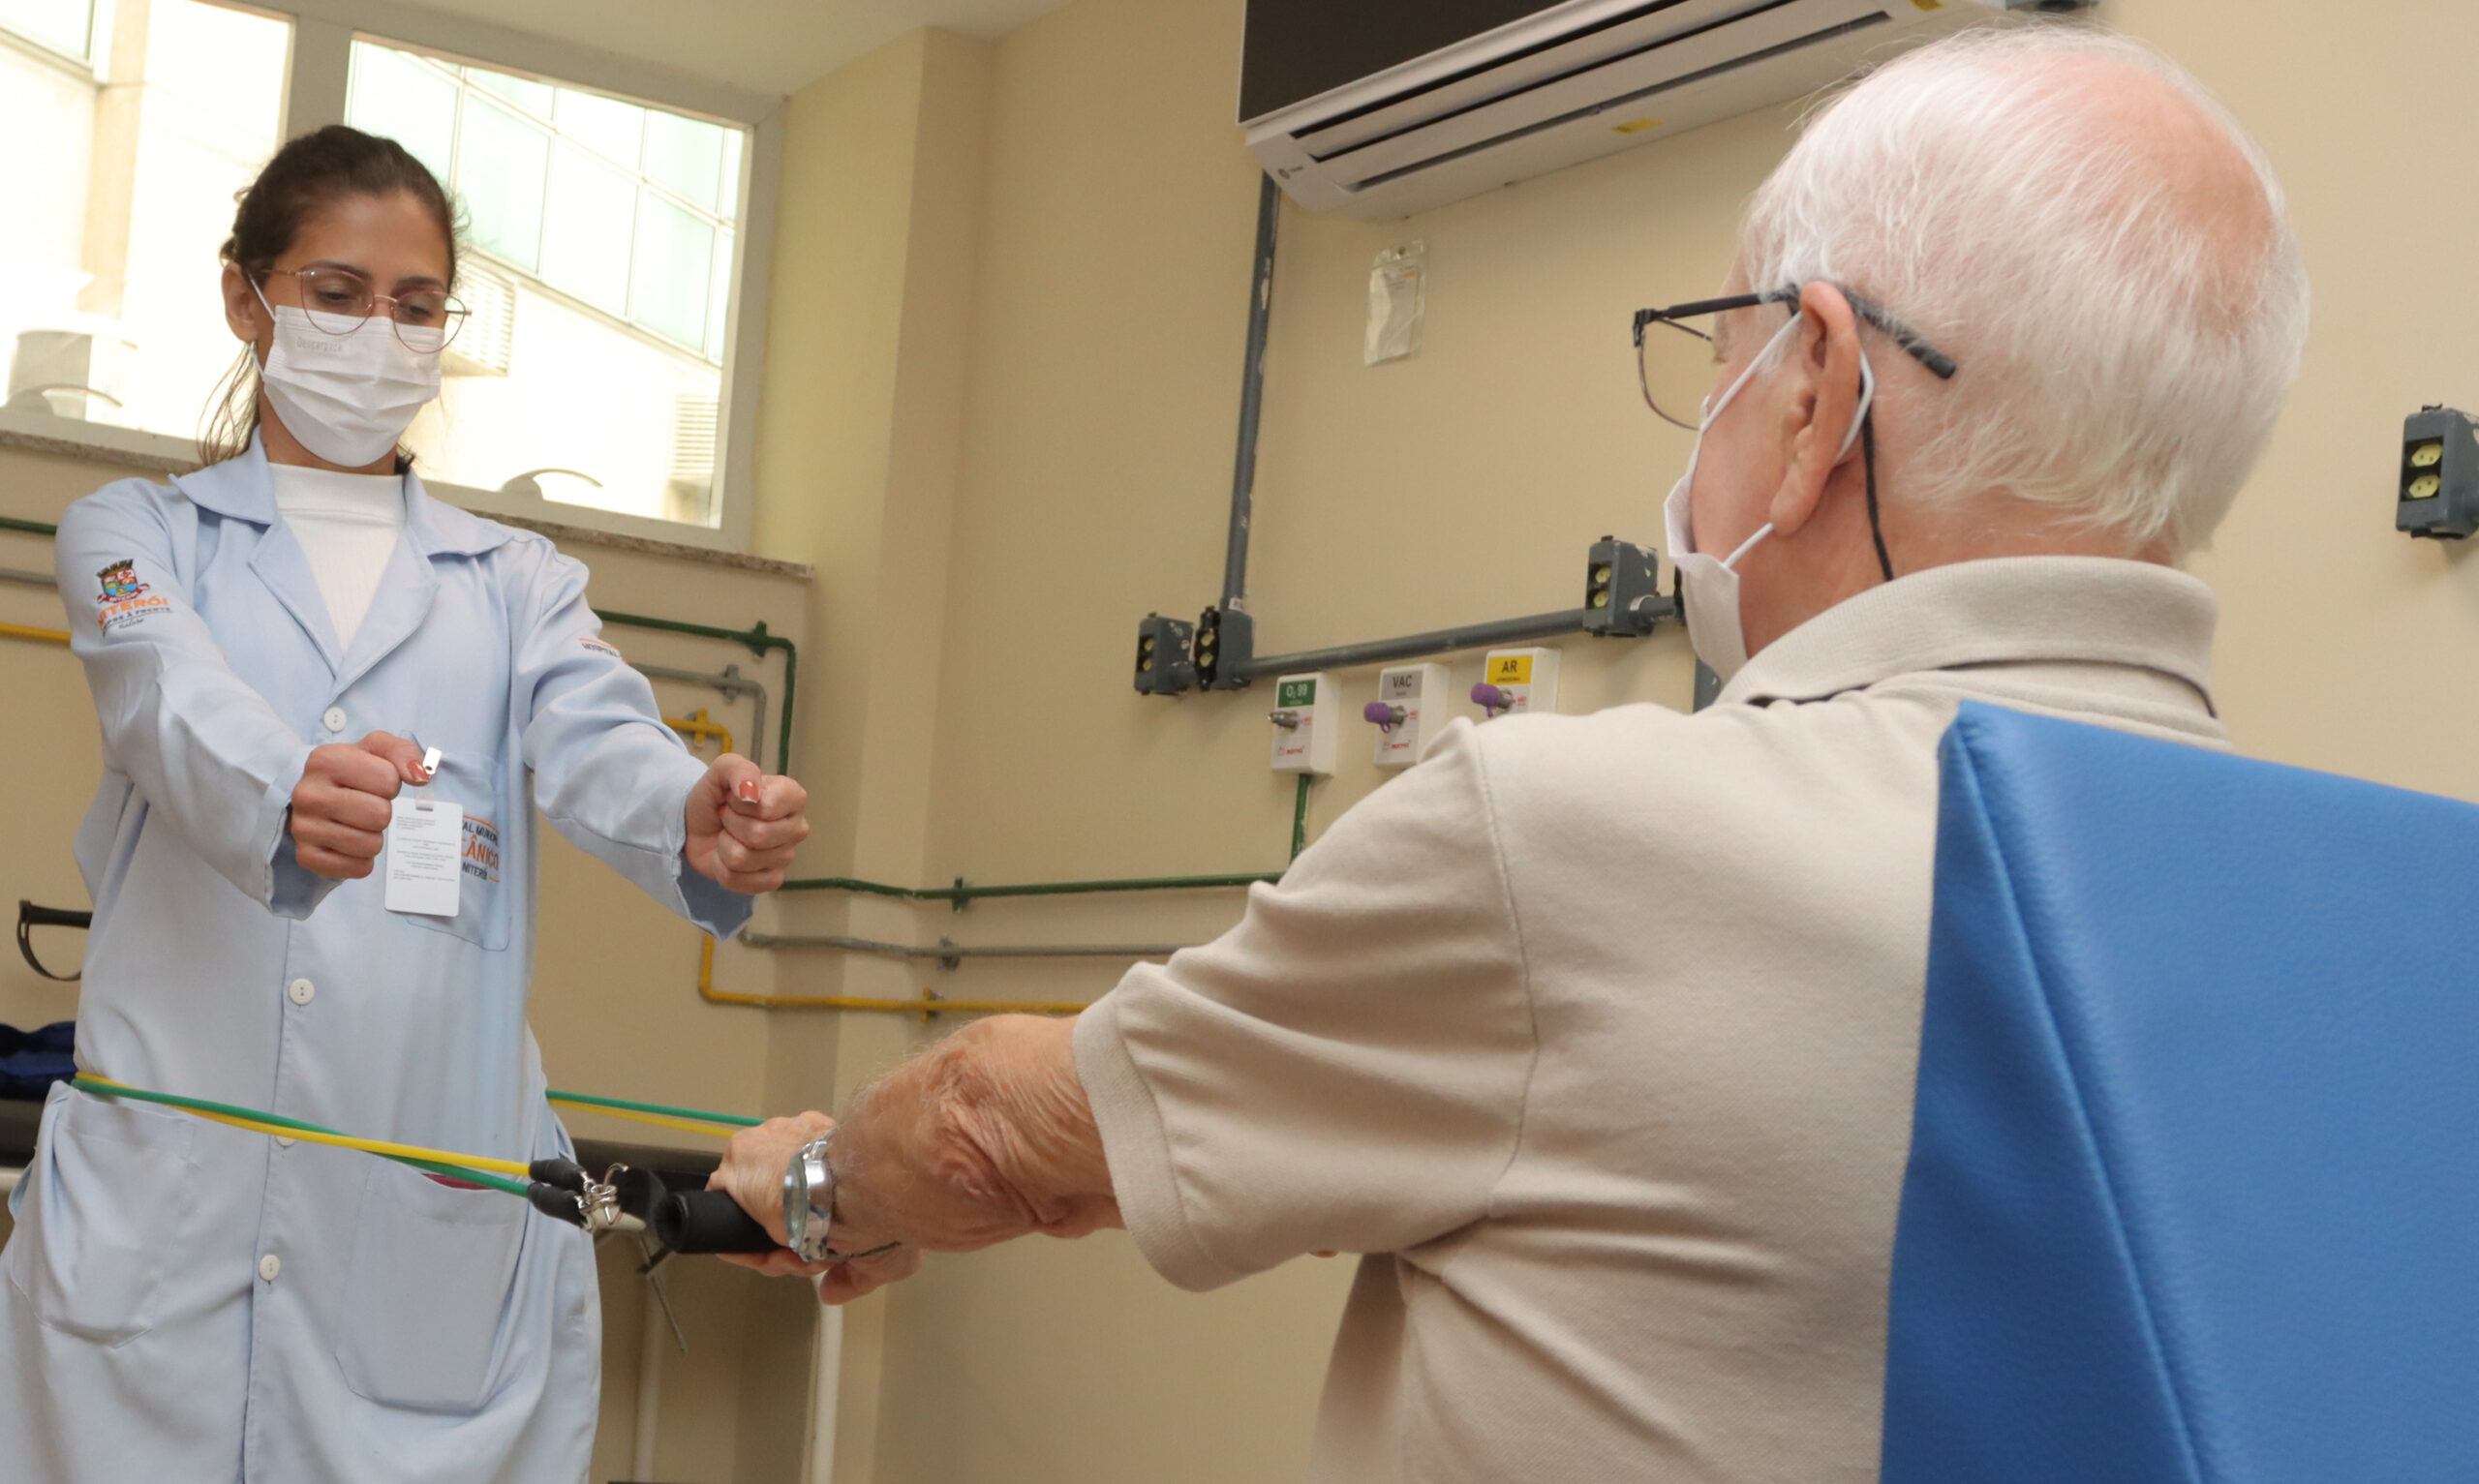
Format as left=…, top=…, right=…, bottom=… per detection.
left=2400, top=406, right=2479, bottom=540
left=1269, top=672, right=1338, bottom=773
left=1195, top=605, right=1255, bottom=690
left=1366, top=662, right=1450, bottom=769
left=1474, top=648, right=1560, bottom=719
left=1133, top=614, right=1197, bottom=695
left=1582, top=535, right=1669, bottom=636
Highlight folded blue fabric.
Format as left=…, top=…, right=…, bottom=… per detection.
left=0, top=1022, right=75, bottom=1099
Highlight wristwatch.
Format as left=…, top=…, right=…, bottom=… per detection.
left=782, top=1131, right=902, bottom=1264
left=782, top=1131, right=841, bottom=1262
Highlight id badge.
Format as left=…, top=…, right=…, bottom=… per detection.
left=385, top=795, right=465, bottom=917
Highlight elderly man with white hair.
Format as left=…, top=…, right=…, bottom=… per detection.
left=713, top=23, right=2310, bottom=1483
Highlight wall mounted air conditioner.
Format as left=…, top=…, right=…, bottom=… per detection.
left=1241, top=0, right=2087, bottom=221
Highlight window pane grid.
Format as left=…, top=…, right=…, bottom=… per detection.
left=340, top=36, right=750, bottom=528
left=347, top=40, right=741, bottom=363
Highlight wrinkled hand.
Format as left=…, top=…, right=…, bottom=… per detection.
left=291, top=731, right=431, bottom=880
left=709, top=1112, right=922, bottom=1304
left=684, top=754, right=810, bottom=893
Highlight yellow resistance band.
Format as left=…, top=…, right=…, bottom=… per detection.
left=77, top=1075, right=532, bottom=1180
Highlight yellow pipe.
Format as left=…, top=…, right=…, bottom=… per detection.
left=0, top=621, right=70, bottom=647
left=664, top=709, right=733, bottom=757
left=694, top=934, right=1087, bottom=1019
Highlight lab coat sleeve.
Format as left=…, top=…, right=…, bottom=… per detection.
left=55, top=481, right=333, bottom=918
left=1072, top=721, right=1537, bottom=1289
left=511, top=542, right=754, bottom=938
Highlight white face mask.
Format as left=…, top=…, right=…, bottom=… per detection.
left=253, top=283, right=443, bottom=468
left=1663, top=310, right=1875, bottom=682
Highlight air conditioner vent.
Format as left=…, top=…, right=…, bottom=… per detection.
left=1242, top=0, right=2054, bottom=221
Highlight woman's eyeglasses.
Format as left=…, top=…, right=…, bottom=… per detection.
left=262, top=266, right=470, bottom=351
left=1629, top=285, right=1957, bottom=432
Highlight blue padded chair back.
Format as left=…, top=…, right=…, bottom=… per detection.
left=1882, top=704, right=2479, bottom=1484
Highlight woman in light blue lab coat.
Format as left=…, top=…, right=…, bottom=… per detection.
left=0, top=125, right=809, bottom=1481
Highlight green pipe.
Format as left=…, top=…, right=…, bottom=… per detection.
left=781, top=777, right=1318, bottom=907
left=0, top=516, right=59, bottom=537
left=1292, top=772, right=1312, bottom=863
left=595, top=610, right=797, bottom=772
left=779, top=870, right=1284, bottom=907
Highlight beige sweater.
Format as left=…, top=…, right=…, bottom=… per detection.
left=1077, top=557, right=2228, bottom=1483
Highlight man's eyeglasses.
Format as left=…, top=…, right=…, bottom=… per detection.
left=1629, top=286, right=1958, bottom=432
left=261, top=266, right=470, bottom=351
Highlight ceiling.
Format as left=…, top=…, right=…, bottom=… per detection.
left=394, top=0, right=1077, bottom=99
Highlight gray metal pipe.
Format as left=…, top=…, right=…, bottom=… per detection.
left=741, top=931, right=1192, bottom=965
left=632, top=661, right=769, bottom=771
left=1237, top=609, right=1593, bottom=680
left=0, top=566, right=55, bottom=589
left=1222, top=173, right=1283, bottom=612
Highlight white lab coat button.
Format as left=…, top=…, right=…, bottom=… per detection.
left=276, top=1136, right=295, bottom=1148
left=321, top=707, right=347, bottom=733
left=287, top=978, right=316, bottom=1006
left=259, top=1254, right=282, bottom=1282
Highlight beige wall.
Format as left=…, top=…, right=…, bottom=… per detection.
left=13, top=0, right=2479, bottom=1480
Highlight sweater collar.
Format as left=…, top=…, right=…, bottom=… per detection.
left=1717, top=557, right=2219, bottom=713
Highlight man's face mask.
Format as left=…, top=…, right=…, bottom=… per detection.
left=1662, top=310, right=1880, bottom=682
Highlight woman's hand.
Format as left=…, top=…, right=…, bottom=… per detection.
left=291, top=731, right=431, bottom=879
left=684, top=754, right=810, bottom=893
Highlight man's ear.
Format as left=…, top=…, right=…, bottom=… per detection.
left=221, top=263, right=263, bottom=347
left=1766, top=283, right=1865, bottom=537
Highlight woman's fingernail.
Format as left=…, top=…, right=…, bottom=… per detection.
left=737, top=779, right=759, bottom=803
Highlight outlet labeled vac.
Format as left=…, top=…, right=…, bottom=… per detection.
left=1270, top=672, right=1338, bottom=773
left=1473, top=648, right=1560, bottom=719
left=1366, top=663, right=1450, bottom=768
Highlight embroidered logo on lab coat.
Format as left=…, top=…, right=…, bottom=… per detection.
left=579, top=636, right=623, bottom=660
left=95, top=558, right=169, bottom=632
left=462, top=813, right=502, bottom=884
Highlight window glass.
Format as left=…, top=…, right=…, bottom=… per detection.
left=717, top=130, right=744, bottom=220
left=641, top=109, right=724, bottom=213
left=0, top=0, right=289, bottom=441
left=343, top=39, right=749, bottom=528
left=552, top=87, right=641, bottom=168
left=466, top=66, right=551, bottom=121
left=630, top=193, right=713, bottom=349
left=456, top=97, right=549, bottom=273
left=540, top=142, right=633, bottom=312
left=346, top=45, right=457, bottom=184
left=0, top=0, right=93, bottom=58
left=704, top=228, right=735, bottom=364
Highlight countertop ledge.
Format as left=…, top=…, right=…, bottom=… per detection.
left=0, top=426, right=812, bottom=581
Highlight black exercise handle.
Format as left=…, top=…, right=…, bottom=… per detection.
left=16, top=900, right=91, bottom=983
left=655, top=1188, right=781, bottom=1255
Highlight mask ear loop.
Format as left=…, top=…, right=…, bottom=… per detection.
left=1863, top=416, right=1894, bottom=585
left=1839, top=348, right=1893, bottom=585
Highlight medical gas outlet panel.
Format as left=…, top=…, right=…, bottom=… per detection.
left=1270, top=672, right=1340, bottom=773
left=1472, top=648, right=1559, bottom=720
left=1365, top=663, right=1451, bottom=768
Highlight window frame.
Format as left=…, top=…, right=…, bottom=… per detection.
left=4, top=0, right=783, bottom=555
